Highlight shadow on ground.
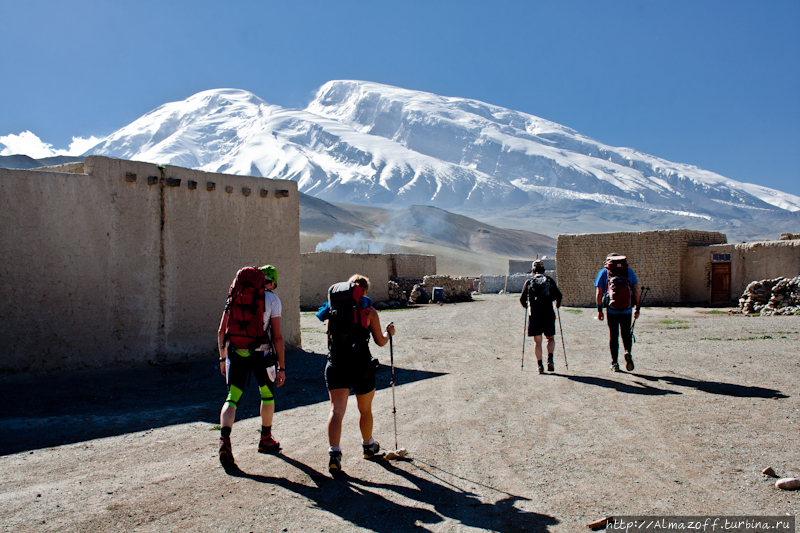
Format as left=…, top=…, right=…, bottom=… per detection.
left=554, top=372, right=788, bottom=399
left=221, top=453, right=557, bottom=533
left=0, top=348, right=445, bottom=456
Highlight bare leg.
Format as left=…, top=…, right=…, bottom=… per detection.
left=355, top=389, right=376, bottom=442
left=220, top=403, right=236, bottom=429
left=327, top=389, right=350, bottom=447
left=533, top=334, right=544, bottom=361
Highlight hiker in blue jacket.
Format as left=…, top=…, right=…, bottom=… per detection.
left=595, top=253, right=641, bottom=372
left=520, top=260, right=563, bottom=374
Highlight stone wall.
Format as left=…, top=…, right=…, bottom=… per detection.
left=478, top=272, right=556, bottom=294
left=683, top=240, right=800, bottom=303
left=0, top=156, right=301, bottom=374
left=556, top=230, right=727, bottom=307
left=421, top=275, right=472, bottom=303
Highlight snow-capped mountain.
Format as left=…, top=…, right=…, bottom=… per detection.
left=86, top=81, right=800, bottom=238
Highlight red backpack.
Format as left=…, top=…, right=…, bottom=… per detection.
left=604, top=255, right=632, bottom=310
left=224, top=267, right=268, bottom=350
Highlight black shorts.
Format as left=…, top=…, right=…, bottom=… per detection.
left=227, top=349, right=276, bottom=393
left=325, top=356, right=376, bottom=395
left=527, top=312, right=556, bottom=338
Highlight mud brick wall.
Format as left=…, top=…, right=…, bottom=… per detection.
left=0, top=156, right=301, bottom=374
left=300, top=252, right=390, bottom=309
left=508, top=258, right=555, bottom=275
left=388, top=253, right=436, bottom=279
left=556, top=230, right=727, bottom=307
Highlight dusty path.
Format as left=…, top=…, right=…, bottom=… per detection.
left=1, top=294, right=798, bottom=532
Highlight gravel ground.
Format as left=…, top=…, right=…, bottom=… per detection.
left=1, top=294, right=798, bottom=532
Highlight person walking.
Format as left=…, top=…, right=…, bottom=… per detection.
left=320, top=274, right=395, bottom=474
left=520, top=260, right=563, bottom=374
left=595, top=254, right=641, bottom=372
left=217, top=265, right=286, bottom=466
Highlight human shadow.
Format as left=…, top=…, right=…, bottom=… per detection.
left=224, top=453, right=556, bottom=532
left=368, top=459, right=558, bottom=532
left=555, top=373, right=681, bottom=396
left=632, top=374, right=788, bottom=399
left=0, top=348, right=446, bottom=456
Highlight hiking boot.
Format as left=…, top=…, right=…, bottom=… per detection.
left=537, top=361, right=545, bottom=374
left=547, top=354, right=554, bottom=372
left=328, top=451, right=342, bottom=473
left=610, top=361, right=620, bottom=372
left=219, top=437, right=235, bottom=466
left=624, top=352, right=634, bottom=372
left=258, top=435, right=281, bottom=454
left=363, top=441, right=381, bottom=459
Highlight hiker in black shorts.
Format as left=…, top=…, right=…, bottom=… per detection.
left=321, top=274, right=395, bottom=474
left=520, top=260, right=563, bottom=374
left=217, top=265, right=285, bottom=466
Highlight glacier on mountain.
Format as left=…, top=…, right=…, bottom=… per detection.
left=86, top=81, right=800, bottom=224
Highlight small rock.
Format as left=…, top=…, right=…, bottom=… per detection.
left=762, top=466, right=779, bottom=478
left=776, top=477, right=800, bottom=490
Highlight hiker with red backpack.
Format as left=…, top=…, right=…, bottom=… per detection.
left=520, top=259, right=563, bottom=374
left=595, top=254, right=641, bottom=372
left=317, top=274, right=395, bottom=475
left=216, top=265, right=285, bottom=466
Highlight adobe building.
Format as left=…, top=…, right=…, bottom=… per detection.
left=556, top=229, right=800, bottom=307
left=0, top=156, right=301, bottom=374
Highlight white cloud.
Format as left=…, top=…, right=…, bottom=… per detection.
left=66, top=135, right=104, bottom=155
left=0, top=131, right=55, bottom=158
left=0, top=131, right=105, bottom=158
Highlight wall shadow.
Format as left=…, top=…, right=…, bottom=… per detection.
left=222, top=453, right=557, bottom=533
left=0, top=348, right=445, bottom=456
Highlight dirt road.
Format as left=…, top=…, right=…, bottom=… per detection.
left=1, top=295, right=798, bottom=532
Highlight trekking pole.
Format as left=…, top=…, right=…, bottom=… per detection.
left=631, top=287, right=649, bottom=344
left=521, top=305, right=528, bottom=370
left=556, top=306, right=568, bottom=370
left=388, top=322, right=398, bottom=451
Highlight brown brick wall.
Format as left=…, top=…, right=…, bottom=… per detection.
left=556, top=230, right=727, bottom=307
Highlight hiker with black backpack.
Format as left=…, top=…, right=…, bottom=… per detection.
left=317, top=274, right=395, bottom=475
left=520, top=260, right=563, bottom=374
left=595, top=253, right=641, bottom=372
left=216, top=265, right=285, bottom=466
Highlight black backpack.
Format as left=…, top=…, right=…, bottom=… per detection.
left=527, top=273, right=551, bottom=305
left=327, top=282, right=369, bottom=353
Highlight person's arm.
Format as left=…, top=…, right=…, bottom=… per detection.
left=217, top=310, right=229, bottom=376
left=551, top=279, right=563, bottom=309
left=632, top=283, right=641, bottom=319
left=520, top=280, right=529, bottom=308
left=270, top=315, right=286, bottom=386
left=596, top=286, right=605, bottom=321
left=367, top=308, right=395, bottom=346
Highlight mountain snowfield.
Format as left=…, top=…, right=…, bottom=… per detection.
left=87, top=81, right=800, bottom=239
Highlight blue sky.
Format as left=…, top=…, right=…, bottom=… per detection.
left=2, top=0, right=798, bottom=196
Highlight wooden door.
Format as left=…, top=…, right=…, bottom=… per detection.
left=711, top=262, right=731, bottom=303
